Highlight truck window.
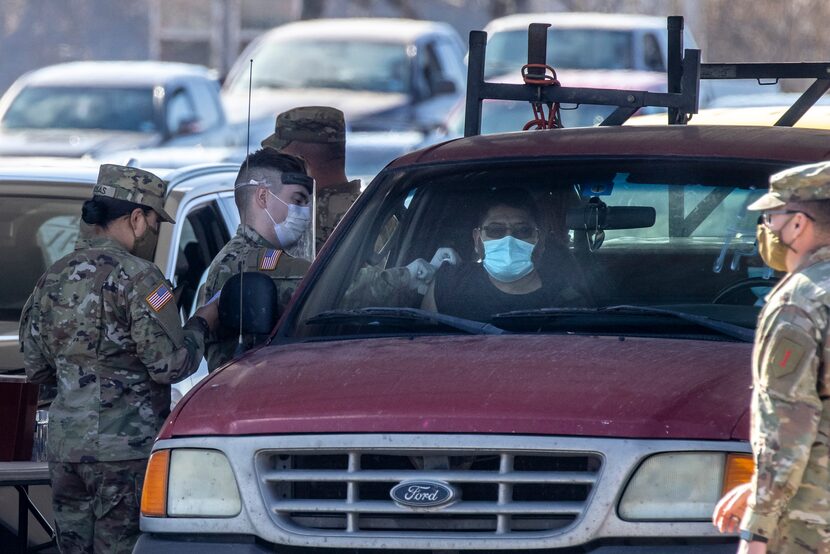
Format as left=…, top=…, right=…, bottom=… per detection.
left=0, top=197, right=81, bottom=320
left=643, top=33, right=665, bottom=71
left=187, top=80, right=223, bottom=131
left=172, top=200, right=230, bottom=315
left=166, top=88, right=199, bottom=135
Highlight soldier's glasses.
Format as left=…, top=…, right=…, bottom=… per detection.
left=479, top=223, right=538, bottom=240
left=761, top=210, right=815, bottom=228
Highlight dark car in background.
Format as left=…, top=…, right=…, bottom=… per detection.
left=0, top=61, right=230, bottom=158
left=221, top=18, right=466, bottom=137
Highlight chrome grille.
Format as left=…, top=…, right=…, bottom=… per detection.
left=256, top=449, right=601, bottom=536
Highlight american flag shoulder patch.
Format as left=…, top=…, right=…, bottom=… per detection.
left=259, top=249, right=281, bottom=271
left=145, top=282, right=174, bottom=312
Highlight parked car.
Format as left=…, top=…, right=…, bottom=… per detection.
left=482, top=12, right=698, bottom=78
left=221, top=18, right=466, bottom=137
left=0, top=160, right=242, bottom=392
left=0, top=61, right=230, bottom=158
left=480, top=12, right=767, bottom=104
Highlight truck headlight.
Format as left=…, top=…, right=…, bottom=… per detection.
left=141, top=448, right=241, bottom=518
left=619, top=452, right=752, bottom=521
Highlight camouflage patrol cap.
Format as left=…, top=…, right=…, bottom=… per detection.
left=749, top=160, right=830, bottom=211
left=261, top=106, right=345, bottom=150
left=92, top=164, right=175, bottom=223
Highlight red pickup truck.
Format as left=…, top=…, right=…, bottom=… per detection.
left=134, top=19, right=830, bottom=554
left=133, top=123, right=830, bottom=553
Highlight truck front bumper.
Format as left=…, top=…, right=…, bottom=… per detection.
left=134, top=533, right=739, bottom=553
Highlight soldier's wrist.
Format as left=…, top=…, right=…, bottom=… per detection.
left=742, top=511, right=777, bottom=542
left=739, top=529, right=768, bottom=543
left=185, top=315, right=210, bottom=339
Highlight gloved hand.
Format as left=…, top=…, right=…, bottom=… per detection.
left=430, top=247, right=460, bottom=268
left=405, top=258, right=437, bottom=294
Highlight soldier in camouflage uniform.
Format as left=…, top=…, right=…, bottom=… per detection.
left=19, top=164, right=219, bottom=554
left=261, top=106, right=361, bottom=253
left=713, top=160, right=830, bottom=553
left=200, top=149, right=312, bottom=371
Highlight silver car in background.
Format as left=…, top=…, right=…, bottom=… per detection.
left=0, top=61, right=230, bottom=158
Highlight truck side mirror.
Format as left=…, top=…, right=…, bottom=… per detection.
left=218, top=272, right=278, bottom=336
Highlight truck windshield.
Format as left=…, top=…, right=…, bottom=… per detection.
left=0, top=197, right=81, bottom=320
left=290, top=158, right=780, bottom=340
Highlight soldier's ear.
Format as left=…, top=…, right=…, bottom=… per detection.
left=128, top=208, right=147, bottom=233
left=254, top=186, right=269, bottom=209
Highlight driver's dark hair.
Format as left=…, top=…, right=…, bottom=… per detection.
left=234, top=148, right=308, bottom=211
left=81, top=196, right=150, bottom=227
left=477, top=187, right=540, bottom=227
left=789, top=200, right=830, bottom=232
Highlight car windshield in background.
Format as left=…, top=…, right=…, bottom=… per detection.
left=485, top=29, right=634, bottom=77
left=2, top=86, right=158, bottom=132
left=292, top=159, right=775, bottom=341
left=231, top=40, right=410, bottom=94
left=0, top=197, right=81, bottom=320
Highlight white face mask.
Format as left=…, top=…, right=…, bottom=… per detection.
left=264, top=190, right=311, bottom=250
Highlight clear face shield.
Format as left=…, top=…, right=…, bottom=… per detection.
left=253, top=172, right=316, bottom=261
left=279, top=171, right=315, bottom=261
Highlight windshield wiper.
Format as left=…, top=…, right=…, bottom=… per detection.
left=492, top=305, right=754, bottom=342
left=305, top=307, right=506, bottom=335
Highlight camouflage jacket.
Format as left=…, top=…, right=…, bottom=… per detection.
left=342, top=265, right=413, bottom=308
left=316, top=179, right=360, bottom=253
left=19, top=236, right=205, bottom=462
left=201, top=224, right=309, bottom=372
left=743, top=245, right=830, bottom=537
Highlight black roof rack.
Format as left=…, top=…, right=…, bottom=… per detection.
left=464, top=15, right=830, bottom=136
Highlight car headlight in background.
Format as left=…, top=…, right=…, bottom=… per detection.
left=141, top=448, right=241, bottom=518
left=619, top=452, right=753, bottom=521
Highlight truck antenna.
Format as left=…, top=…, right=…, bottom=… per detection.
left=239, top=58, right=253, bottom=351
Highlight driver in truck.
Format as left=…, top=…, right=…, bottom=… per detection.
left=423, top=188, right=590, bottom=321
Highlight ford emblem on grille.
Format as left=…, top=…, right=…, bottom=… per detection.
left=390, top=480, right=458, bottom=509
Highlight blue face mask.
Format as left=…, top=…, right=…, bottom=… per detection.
left=482, top=235, right=535, bottom=283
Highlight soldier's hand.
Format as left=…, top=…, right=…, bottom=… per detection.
left=405, top=259, right=437, bottom=294
left=712, top=482, right=751, bottom=533
left=194, top=300, right=220, bottom=332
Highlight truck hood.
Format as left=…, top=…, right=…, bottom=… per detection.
left=0, top=320, right=23, bottom=372
left=165, top=334, right=752, bottom=441
left=0, top=129, right=160, bottom=157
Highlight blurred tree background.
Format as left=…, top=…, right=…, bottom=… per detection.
left=2, top=0, right=829, bottom=93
